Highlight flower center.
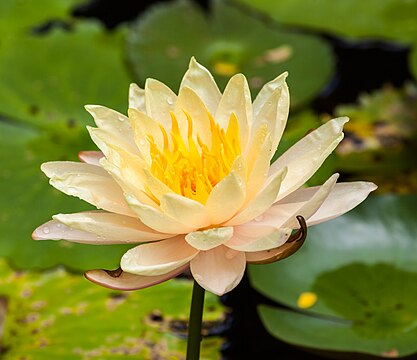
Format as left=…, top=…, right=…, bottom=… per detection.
left=147, top=111, right=241, bottom=204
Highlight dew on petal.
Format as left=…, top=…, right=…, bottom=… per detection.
left=42, top=226, right=50, bottom=234
left=254, top=215, right=264, bottom=222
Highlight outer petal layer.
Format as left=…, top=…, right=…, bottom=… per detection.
left=190, top=246, right=246, bottom=295
left=121, top=236, right=198, bottom=276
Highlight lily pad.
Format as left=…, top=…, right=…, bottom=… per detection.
left=232, top=0, right=417, bottom=43
left=0, top=0, right=83, bottom=38
left=0, top=259, right=224, bottom=359
left=0, top=22, right=134, bottom=271
left=126, top=0, right=334, bottom=107
left=250, top=195, right=417, bottom=357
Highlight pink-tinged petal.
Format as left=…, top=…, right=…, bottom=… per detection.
left=270, top=117, right=348, bottom=201
left=78, top=151, right=104, bottom=165
left=215, top=74, right=252, bottom=148
left=129, top=83, right=146, bottom=112
left=125, top=194, right=197, bottom=234
left=41, top=161, right=135, bottom=217
left=225, top=167, right=287, bottom=226
left=258, top=174, right=339, bottom=229
left=85, top=265, right=188, bottom=291
left=306, top=181, right=377, bottom=225
left=32, top=218, right=169, bottom=244
left=121, top=236, right=198, bottom=276
left=205, top=157, right=246, bottom=225
left=180, top=57, right=221, bottom=115
left=42, top=211, right=172, bottom=244
left=253, top=72, right=289, bottom=158
left=225, top=224, right=291, bottom=252
left=174, top=86, right=212, bottom=146
left=160, top=193, right=211, bottom=230
left=185, top=227, right=234, bottom=251
left=190, top=246, right=246, bottom=295
left=144, top=78, right=177, bottom=128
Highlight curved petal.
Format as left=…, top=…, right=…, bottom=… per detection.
left=190, top=246, right=246, bottom=295
left=245, top=240, right=303, bottom=264
left=78, top=151, right=103, bottom=165
left=160, top=193, right=211, bottom=229
left=126, top=194, right=196, bottom=234
left=305, top=181, right=377, bottom=225
left=84, top=265, right=188, bottom=291
left=41, top=161, right=135, bottom=217
left=215, top=73, right=252, bottom=148
left=226, top=167, right=287, bottom=226
left=174, top=86, right=212, bottom=146
left=185, top=227, right=233, bottom=251
left=205, top=157, right=246, bottom=225
left=258, top=174, right=340, bottom=229
left=121, top=236, right=198, bottom=276
left=270, top=117, right=348, bottom=201
left=253, top=74, right=289, bottom=159
left=129, top=83, right=146, bottom=112
left=128, top=109, right=164, bottom=164
left=46, top=211, right=171, bottom=244
left=253, top=72, right=288, bottom=116
left=225, top=225, right=291, bottom=252
left=145, top=78, right=177, bottom=128
left=87, top=126, right=139, bottom=159
left=180, top=57, right=221, bottom=115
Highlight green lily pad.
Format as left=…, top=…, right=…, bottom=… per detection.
left=232, top=0, right=417, bottom=43
left=0, top=22, right=134, bottom=271
left=126, top=0, right=334, bottom=107
left=0, top=259, right=224, bottom=359
left=250, top=195, right=417, bottom=357
left=0, top=0, right=83, bottom=38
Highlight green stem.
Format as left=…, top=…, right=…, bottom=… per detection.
left=186, top=280, right=205, bottom=360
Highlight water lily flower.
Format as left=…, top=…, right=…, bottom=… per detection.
left=33, top=58, right=376, bottom=295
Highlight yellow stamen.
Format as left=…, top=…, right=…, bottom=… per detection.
left=145, top=110, right=241, bottom=204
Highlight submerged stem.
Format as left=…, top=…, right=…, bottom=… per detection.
left=186, top=280, right=205, bottom=360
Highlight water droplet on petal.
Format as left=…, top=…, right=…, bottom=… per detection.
left=254, top=215, right=264, bottom=222
left=139, top=139, right=146, bottom=145
left=56, top=223, right=62, bottom=228
left=42, top=227, right=50, bottom=234
left=167, top=97, right=174, bottom=105
left=67, top=187, right=77, bottom=195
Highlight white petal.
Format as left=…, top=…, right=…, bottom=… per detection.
left=36, top=212, right=171, bottom=244
left=174, top=86, right=212, bottom=146
left=126, top=194, right=196, bottom=234
left=160, top=193, right=211, bottom=230
left=253, top=72, right=288, bottom=116
left=41, top=161, right=135, bottom=217
left=121, top=236, right=198, bottom=276
left=129, top=83, right=146, bottom=112
left=270, top=117, right=348, bottom=201
left=225, top=225, right=291, bottom=252
left=260, top=174, right=340, bottom=229
left=205, top=157, right=246, bottom=225
left=226, top=167, right=287, bottom=226
left=180, top=57, right=221, bottom=115
left=87, top=126, right=139, bottom=158
left=85, top=265, right=187, bottom=291
left=185, top=227, right=233, bottom=251
left=306, top=181, right=377, bottom=225
left=190, top=246, right=246, bottom=295
left=128, top=109, right=164, bottom=164
left=215, top=74, right=252, bottom=149
left=145, top=78, right=177, bottom=128
left=78, top=151, right=104, bottom=165
left=253, top=74, right=289, bottom=159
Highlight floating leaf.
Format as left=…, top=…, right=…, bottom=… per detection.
left=0, top=0, right=83, bottom=38
left=0, top=259, right=224, bottom=359
left=250, top=195, right=417, bottom=357
left=126, top=0, right=334, bottom=107
left=232, top=0, right=417, bottom=43
left=0, top=22, right=134, bottom=271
